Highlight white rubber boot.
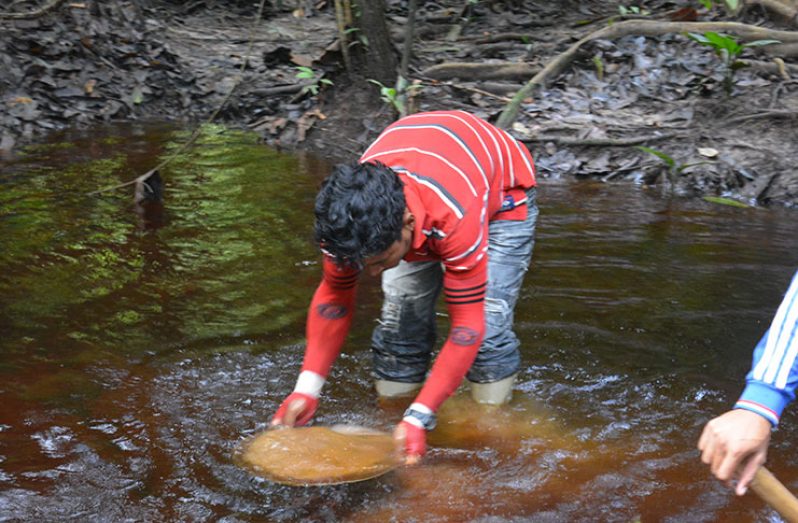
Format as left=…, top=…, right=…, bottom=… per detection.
left=375, top=379, right=423, bottom=398
left=467, top=373, right=516, bottom=405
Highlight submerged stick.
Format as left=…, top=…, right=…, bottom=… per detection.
left=750, top=467, right=798, bottom=523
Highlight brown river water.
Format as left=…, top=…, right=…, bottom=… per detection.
left=1, top=124, right=797, bottom=522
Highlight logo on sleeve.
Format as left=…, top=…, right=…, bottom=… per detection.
left=318, top=303, right=348, bottom=319
left=451, top=326, right=479, bottom=346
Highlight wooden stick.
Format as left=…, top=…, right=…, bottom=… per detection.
left=751, top=467, right=798, bottom=523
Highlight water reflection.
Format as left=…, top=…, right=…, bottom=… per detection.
left=1, top=124, right=797, bottom=521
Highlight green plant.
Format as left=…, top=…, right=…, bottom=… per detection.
left=592, top=54, right=604, bottom=81
left=687, top=32, right=780, bottom=94
left=295, top=66, right=333, bottom=97
left=703, top=196, right=750, bottom=208
left=698, top=0, right=739, bottom=11
left=618, top=5, right=650, bottom=15
left=637, top=146, right=709, bottom=191
left=344, top=27, right=368, bottom=48
left=368, top=79, right=400, bottom=111
left=368, top=79, right=422, bottom=115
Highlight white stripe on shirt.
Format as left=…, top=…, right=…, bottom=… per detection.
left=469, top=114, right=505, bottom=179
left=753, top=273, right=798, bottom=385
left=404, top=112, right=495, bottom=186
left=445, top=194, right=488, bottom=262
left=362, top=147, right=478, bottom=197
left=495, top=128, right=516, bottom=187
left=364, top=124, right=488, bottom=190
left=398, top=169, right=464, bottom=219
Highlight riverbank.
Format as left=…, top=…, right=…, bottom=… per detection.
left=1, top=0, right=797, bottom=207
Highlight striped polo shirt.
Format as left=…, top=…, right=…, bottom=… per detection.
left=359, top=110, right=536, bottom=275
left=736, top=270, right=798, bottom=426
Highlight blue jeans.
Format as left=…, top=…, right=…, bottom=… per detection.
left=372, top=188, right=538, bottom=384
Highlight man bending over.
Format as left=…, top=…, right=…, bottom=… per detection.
left=271, top=110, right=538, bottom=463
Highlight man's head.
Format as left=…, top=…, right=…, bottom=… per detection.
left=314, top=161, right=413, bottom=273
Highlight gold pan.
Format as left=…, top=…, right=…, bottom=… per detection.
left=235, top=425, right=400, bottom=486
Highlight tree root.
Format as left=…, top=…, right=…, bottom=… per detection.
left=725, top=110, right=798, bottom=124
left=497, top=20, right=798, bottom=128
left=746, top=0, right=798, bottom=26
left=429, top=81, right=514, bottom=103
left=742, top=58, right=798, bottom=79
left=420, top=62, right=539, bottom=81
left=0, top=0, right=67, bottom=19
left=519, top=132, right=680, bottom=147
left=460, top=32, right=547, bottom=44
left=770, top=42, right=798, bottom=57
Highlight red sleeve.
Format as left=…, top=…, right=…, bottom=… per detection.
left=301, top=256, right=359, bottom=377
left=413, top=261, right=487, bottom=411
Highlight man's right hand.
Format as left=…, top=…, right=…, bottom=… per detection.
left=697, top=408, right=772, bottom=495
left=270, top=392, right=318, bottom=427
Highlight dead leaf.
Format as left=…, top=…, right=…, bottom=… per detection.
left=84, top=79, right=97, bottom=95
left=10, top=97, right=33, bottom=105
left=511, top=122, right=532, bottom=138
left=297, top=111, right=319, bottom=142
left=271, top=117, right=288, bottom=133
left=131, top=86, right=144, bottom=105
left=669, top=7, right=698, bottom=21
left=290, top=53, right=314, bottom=68
left=698, top=147, right=719, bottom=158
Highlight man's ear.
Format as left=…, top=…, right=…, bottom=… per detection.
left=403, top=209, right=415, bottom=230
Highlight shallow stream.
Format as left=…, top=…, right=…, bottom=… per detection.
left=1, top=125, right=797, bottom=522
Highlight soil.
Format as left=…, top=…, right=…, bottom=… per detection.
left=1, top=0, right=797, bottom=207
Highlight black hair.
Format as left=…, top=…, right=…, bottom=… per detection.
left=314, top=161, right=406, bottom=268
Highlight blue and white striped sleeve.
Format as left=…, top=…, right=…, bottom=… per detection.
left=735, top=270, right=798, bottom=426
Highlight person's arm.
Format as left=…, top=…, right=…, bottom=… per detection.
left=415, top=265, right=487, bottom=409
left=272, top=256, right=359, bottom=426
left=698, top=270, right=798, bottom=494
left=395, top=262, right=487, bottom=462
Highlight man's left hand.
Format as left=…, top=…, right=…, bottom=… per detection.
left=394, top=420, right=426, bottom=465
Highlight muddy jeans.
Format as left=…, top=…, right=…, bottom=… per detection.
left=372, top=188, right=538, bottom=385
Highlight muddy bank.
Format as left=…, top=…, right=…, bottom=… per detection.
left=1, top=0, right=797, bottom=207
